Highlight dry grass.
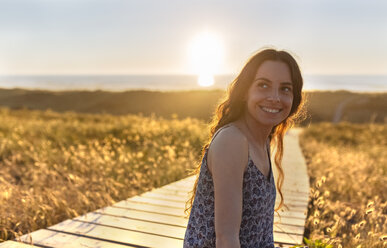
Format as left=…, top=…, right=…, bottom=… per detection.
left=0, top=107, right=208, bottom=241
left=300, top=123, right=387, bottom=247
left=1, top=106, right=386, bottom=247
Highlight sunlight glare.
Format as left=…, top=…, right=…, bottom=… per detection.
left=198, top=74, right=215, bottom=87
left=188, top=31, right=224, bottom=87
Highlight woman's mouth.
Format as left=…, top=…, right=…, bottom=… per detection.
left=260, top=106, right=281, bottom=113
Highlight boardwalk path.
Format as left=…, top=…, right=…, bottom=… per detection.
left=0, top=128, right=309, bottom=247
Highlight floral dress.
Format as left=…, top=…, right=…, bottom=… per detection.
left=184, top=126, right=277, bottom=248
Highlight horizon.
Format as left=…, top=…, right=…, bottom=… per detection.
left=0, top=74, right=386, bottom=93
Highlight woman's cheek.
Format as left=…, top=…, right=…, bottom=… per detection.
left=284, top=95, right=294, bottom=105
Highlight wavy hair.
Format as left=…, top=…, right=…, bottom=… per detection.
left=184, top=48, right=305, bottom=217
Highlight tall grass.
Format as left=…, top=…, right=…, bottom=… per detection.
left=0, top=107, right=208, bottom=241
left=2, top=106, right=386, bottom=247
left=300, top=123, right=387, bottom=247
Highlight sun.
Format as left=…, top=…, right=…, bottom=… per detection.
left=188, top=31, right=224, bottom=87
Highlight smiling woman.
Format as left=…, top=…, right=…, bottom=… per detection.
left=188, top=31, right=224, bottom=87
left=184, top=48, right=305, bottom=248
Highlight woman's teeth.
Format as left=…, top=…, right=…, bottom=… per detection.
left=261, top=106, right=280, bottom=113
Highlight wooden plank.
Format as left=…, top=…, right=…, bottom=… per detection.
left=275, top=210, right=307, bottom=219
left=279, top=203, right=308, bottom=210
left=274, top=216, right=306, bottom=227
left=142, top=191, right=308, bottom=208
left=161, top=184, right=192, bottom=191
left=279, top=190, right=309, bottom=197
left=165, top=180, right=309, bottom=195
left=17, top=229, right=137, bottom=248
left=279, top=199, right=307, bottom=206
left=74, top=212, right=186, bottom=239
left=274, top=223, right=304, bottom=236
left=113, top=200, right=306, bottom=224
left=96, top=204, right=305, bottom=235
left=77, top=212, right=303, bottom=240
left=0, top=241, right=40, bottom=248
left=273, top=231, right=304, bottom=246
left=101, top=205, right=187, bottom=221
left=278, top=200, right=308, bottom=208
left=130, top=194, right=307, bottom=211
left=150, top=188, right=190, bottom=197
left=171, top=178, right=309, bottom=191
left=98, top=206, right=188, bottom=227
left=48, top=219, right=183, bottom=248
left=157, top=186, right=194, bottom=195
left=162, top=179, right=309, bottom=196
left=278, top=194, right=309, bottom=202
left=169, top=182, right=195, bottom=189
left=139, top=191, right=186, bottom=203
left=128, top=195, right=185, bottom=208
left=112, top=200, right=187, bottom=216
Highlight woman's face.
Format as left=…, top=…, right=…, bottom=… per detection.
left=244, top=60, right=294, bottom=127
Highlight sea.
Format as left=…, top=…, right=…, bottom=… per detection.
left=0, top=74, right=386, bottom=92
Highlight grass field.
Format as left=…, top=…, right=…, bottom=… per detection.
left=0, top=107, right=208, bottom=241
left=0, top=106, right=386, bottom=247
left=300, top=123, right=387, bottom=247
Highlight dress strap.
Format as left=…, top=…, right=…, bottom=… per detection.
left=246, top=137, right=272, bottom=180
left=266, top=140, right=273, bottom=180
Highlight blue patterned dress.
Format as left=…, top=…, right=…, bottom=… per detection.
left=183, top=127, right=277, bottom=248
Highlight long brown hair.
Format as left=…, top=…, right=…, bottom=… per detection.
left=184, top=48, right=305, bottom=217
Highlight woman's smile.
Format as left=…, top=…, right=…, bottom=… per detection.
left=259, top=106, right=282, bottom=113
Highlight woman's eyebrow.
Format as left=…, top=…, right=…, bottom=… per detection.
left=254, top=77, right=271, bottom=83
left=254, top=77, right=271, bottom=82
left=255, top=77, right=293, bottom=85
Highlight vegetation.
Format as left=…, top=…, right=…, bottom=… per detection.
left=0, top=107, right=208, bottom=241
left=300, top=123, right=387, bottom=247
left=0, top=88, right=224, bottom=120
left=1, top=88, right=386, bottom=123
left=1, top=89, right=386, bottom=246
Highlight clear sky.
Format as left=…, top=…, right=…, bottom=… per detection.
left=0, top=0, right=386, bottom=75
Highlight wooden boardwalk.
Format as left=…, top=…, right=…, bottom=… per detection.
left=0, top=128, right=309, bottom=247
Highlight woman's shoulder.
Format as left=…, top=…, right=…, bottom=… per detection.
left=213, top=123, right=246, bottom=144
left=209, top=122, right=248, bottom=148
left=207, top=123, right=249, bottom=173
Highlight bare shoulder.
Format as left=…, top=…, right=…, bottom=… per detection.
left=207, top=124, right=249, bottom=174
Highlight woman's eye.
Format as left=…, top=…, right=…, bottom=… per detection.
left=257, top=82, right=268, bottom=88
left=282, top=86, right=292, bottom=92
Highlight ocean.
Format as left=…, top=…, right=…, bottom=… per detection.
left=0, top=74, right=386, bottom=92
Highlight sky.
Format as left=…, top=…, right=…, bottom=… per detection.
left=0, top=0, right=386, bottom=76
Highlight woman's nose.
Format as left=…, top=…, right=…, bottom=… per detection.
left=266, top=90, right=280, bottom=102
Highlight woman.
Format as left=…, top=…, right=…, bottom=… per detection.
left=183, top=48, right=305, bottom=248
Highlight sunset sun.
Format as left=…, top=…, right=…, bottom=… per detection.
left=188, top=31, right=224, bottom=87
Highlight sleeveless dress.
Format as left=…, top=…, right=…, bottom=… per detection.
left=183, top=125, right=277, bottom=248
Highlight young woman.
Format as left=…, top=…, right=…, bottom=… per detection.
left=183, top=48, right=305, bottom=248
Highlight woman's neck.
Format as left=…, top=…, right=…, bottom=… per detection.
left=242, top=113, right=272, bottom=148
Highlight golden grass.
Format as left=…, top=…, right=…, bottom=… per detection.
left=300, top=123, right=387, bottom=247
left=1, top=105, right=386, bottom=247
left=0, top=107, right=208, bottom=241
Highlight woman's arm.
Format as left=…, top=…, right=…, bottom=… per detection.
left=207, top=126, right=249, bottom=248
